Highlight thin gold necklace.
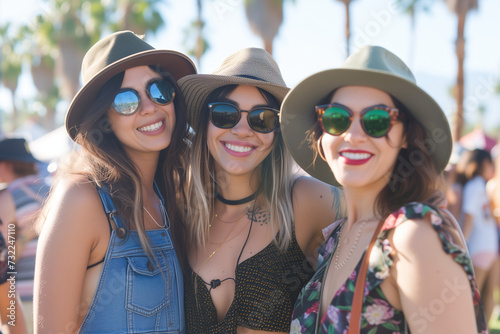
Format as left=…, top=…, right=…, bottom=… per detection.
left=211, top=202, right=253, bottom=226
left=333, top=216, right=380, bottom=270
left=197, top=210, right=249, bottom=273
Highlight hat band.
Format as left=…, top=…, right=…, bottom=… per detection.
left=235, top=74, right=268, bottom=82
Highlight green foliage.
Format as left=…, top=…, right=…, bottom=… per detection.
left=1, top=0, right=167, bottom=131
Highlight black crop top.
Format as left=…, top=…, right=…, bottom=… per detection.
left=184, top=231, right=314, bottom=333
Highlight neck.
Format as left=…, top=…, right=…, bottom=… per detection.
left=343, top=187, right=382, bottom=231
left=214, top=169, right=260, bottom=202
left=130, top=151, right=160, bottom=192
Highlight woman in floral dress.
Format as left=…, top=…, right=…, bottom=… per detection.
left=280, top=46, right=487, bottom=333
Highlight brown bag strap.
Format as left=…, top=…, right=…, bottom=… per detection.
left=348, top=219, right=385, bottom=333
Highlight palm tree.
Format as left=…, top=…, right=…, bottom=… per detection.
left=336, top=0, right=355, bottom=57
left=445, top=0, right=478, bottom=140
left=396, top=0, right=432, bottom=67
left=183, top=0, right=209, bottom=69
left=0, top=24, right=23, bottom=129
left=244, top=0, right=288, bottom=55
left=24, top=0, right=165, bottom=130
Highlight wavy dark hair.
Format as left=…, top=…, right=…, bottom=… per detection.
left=307, top=91, right=442, bottom=217
left=39, top=65, right=188, bottom=264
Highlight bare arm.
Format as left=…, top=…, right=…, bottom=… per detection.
left=34, top=179, right=103, bottom=333
left=293, top=177, right=346, bottom=266
left=389, top=218, right=477, bottom=334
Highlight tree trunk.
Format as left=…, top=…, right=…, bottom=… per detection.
left=2, top=79, right=19, bottom=130
left=344, top=1, right=351, bottom=57
left=244, top=0, right=283, bottom=55
left=56, top=39, right=84, bottom=101
left=194, top=0, right=203, bottom=67
left=453, top=11, right=466, bottom=141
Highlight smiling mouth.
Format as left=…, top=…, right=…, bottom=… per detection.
left=340, top=152, right=372, bottom=160
left=138, top=120, right=163, bottom=132
left=224, top=142, right=254, bottom=153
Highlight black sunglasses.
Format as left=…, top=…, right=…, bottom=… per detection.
left=316, top=103, right=403, bottom=138
left=112, top=78, right=175, bottom=115
left=208, top=102, right=280, bottom=133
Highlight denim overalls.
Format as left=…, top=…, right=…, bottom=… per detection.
left=78, top=185, right=184, bottom=333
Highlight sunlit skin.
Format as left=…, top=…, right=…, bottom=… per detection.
left=207, top=85, right=275, bottom=185
left=108, top=65, right=175, bottom=163
left=321, top=85, right=407, bottom=197
left=318, top=86, right=477, bottom=333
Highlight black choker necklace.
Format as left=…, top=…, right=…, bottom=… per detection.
left=216, top=191, right=257, bottom=205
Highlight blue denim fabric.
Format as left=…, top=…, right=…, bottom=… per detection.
left=78, top=185, right=184, bottom=333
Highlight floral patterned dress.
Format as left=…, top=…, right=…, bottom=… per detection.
left=290, top=202, right=488, bottom=334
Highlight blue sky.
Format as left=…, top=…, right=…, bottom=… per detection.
left=1, top=0, right=499, bottom=135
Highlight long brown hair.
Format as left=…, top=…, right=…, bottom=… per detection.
left=38, top=66, right=188, bottom=264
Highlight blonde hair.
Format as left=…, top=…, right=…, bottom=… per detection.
left=185, top=85, right=295, bottom=250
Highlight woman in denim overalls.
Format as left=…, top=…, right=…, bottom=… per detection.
left=34, top=31, right=196, bottom=333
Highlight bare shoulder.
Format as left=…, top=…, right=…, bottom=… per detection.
left=390, top=216, right=441, bottom=255
left=292, top=176, right=344, bottom=210
left=389, top=215, right=461, bottom=273
left=40, top=175, right=106, bottom=237
left=293, top=176, right=346, bottom=262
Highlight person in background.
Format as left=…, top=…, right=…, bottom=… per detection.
left=34, top=31, right=196, bottom=333
left=178, top=48, right=346, bottom=333
left=457, top=148, right=498, bottom=324
left=282, top=45, right=486, bottom=333
left=0, top=137, right=49, bottom=333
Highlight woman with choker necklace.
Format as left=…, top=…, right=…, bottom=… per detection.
left=282, top=46, right=487, bottom=333
left=178, top=48, right=346, bottom=334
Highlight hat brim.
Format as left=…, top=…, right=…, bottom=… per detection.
left=280, top=68, right=452, bottom=186
left=66, top=49, right=196, bottom=140
left=179, top=74, right=290, bottom=128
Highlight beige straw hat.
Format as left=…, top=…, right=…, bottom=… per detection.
left=66, top=30, right=197, bottom=140
left=178, top=48, right=289, bottom=128
left=280, top=45, right=452, bottom=186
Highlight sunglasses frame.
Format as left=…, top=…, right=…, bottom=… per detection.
left=208, top=102, right=280, bottom=134
left=112, top=78, right=176, bottom=116
left=316, top=103, right=402, bottom=138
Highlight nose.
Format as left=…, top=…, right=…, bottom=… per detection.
left=343, top=116, right=367, bottom=144
left=138, top=92, right=155, bottom=115
left=230, top=112, right=253, bottom=137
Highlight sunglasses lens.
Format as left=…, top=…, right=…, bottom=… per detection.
left=149, top=79, right=175, bottom=105
left=113, top=90, right=140, bottom=115
left=322, top=106, right=351, bottom=135
left=211, top=104, right=240, bottom=128
left=363, top=109, right=391, bottom=137
left=248, top=109, right=277, bottom=133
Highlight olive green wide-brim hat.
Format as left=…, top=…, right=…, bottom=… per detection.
left=65, top=30, right=197, bottom=140
left=178, top=48, right=289, bottom=129
left=280, top=45, right=452, bottom=186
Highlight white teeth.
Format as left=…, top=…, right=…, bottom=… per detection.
left=138, top=121, right=163, bottom=132
left=341, top=152, right=371, bottom=160
left=225, top=143, right=253, bottom=153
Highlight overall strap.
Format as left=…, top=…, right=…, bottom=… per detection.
left=95, top=185, right=125, bottom=230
